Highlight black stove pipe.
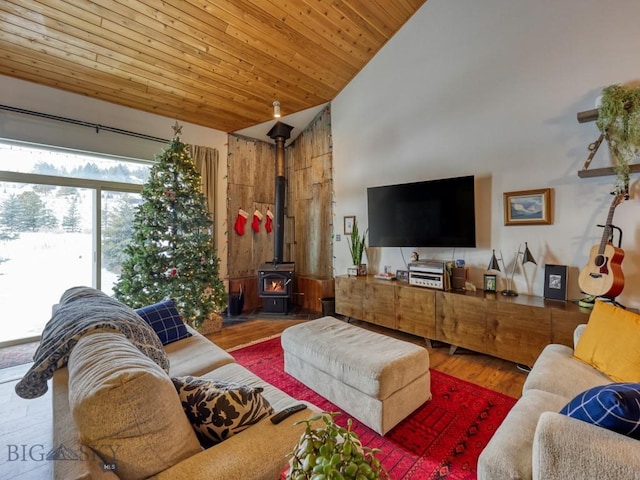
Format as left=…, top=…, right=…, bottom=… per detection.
left=267, top=122, right=294, bottom=264
left=273, top=174, right=285, bottom=264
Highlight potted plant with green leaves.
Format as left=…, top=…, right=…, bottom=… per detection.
left=347, top=220, right=367, bottom=276
left=285, top=412, right=389, bottom=480
left=596, top=83, right=640, bottom=194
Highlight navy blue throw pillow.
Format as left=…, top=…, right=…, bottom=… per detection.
left=560, top=383, right=640, bottom=439
left=136, top=299, right=191, bottom=345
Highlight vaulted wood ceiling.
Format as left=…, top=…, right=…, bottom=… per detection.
left=0, top=0, right=426, bottom=133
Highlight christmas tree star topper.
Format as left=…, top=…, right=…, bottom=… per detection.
left=172, top=121, right=183, bottom=137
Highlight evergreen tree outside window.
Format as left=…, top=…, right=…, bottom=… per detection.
left=0, top=141, right=149, bottom=344
left=62, top=196, right=82, bottom=232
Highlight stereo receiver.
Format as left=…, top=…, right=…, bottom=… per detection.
left=408, top=260, right=445, bottom=290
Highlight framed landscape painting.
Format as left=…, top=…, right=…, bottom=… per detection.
left=503, top=188, right=552, bottom=226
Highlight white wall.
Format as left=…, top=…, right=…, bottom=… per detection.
left=332, top=0, right=640, bottom=307
left=0, top=75, right=228, bottom=158
left=0, top=75, right=230, bottom=280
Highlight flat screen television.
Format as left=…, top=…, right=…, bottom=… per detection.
left=367, top=175, right=476, bottom=248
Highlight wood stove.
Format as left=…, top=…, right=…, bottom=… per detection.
left=258, top=262, right=294, bottom=314
left=258, top=121, right=295, bottom=314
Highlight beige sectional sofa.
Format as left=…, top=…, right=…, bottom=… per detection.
left=52, top=324, right=320, bottom=480
left=478, top=320, right=640, bottom=480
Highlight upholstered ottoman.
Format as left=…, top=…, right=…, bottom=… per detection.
left=281, top=316, right=431, bottom=435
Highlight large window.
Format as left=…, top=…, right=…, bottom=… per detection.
left=0, top=141, right=151, bottom=345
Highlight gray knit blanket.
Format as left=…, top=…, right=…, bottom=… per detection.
left=15, top=286, right=169, bottom=399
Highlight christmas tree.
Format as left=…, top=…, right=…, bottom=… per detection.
left=113, top=125, right=226, bottom=329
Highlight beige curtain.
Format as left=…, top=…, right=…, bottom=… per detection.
left=190, top=144, right=219, bottom=246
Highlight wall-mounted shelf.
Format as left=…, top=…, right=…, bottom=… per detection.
left=576, top=107, right=639, bottom=178
left=577, top=108, right=599, bottom=123
left=578, top=164, right=640, bottom=178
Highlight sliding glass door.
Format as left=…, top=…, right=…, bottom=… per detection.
left=101, top=191, right=141, bottom=295
left=0, top=141, right=148, bottom=345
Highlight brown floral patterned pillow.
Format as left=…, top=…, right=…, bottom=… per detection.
left=172, top=376, right=274, bottom=447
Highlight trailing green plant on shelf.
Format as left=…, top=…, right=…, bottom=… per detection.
left=596, top=83, right=640, bottom=194
left=285, top=412, right=389, bottom=480
left=347, top=220, right=367, bottom=267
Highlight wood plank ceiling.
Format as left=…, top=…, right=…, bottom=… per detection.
left=0, top=0, right=426, bottom=133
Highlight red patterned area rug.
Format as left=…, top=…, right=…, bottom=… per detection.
left=231, top=336, right=517, bottom=480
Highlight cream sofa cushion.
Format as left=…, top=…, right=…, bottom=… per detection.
left=165, top=325, right=235, bottom=377
left=68, top=331, right=202, bottom=480
left=523, top=344, right=611, bottom=399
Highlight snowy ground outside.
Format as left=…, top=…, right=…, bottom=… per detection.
left=0, top=142, right=147, bottom=344
left=0, top=232, right=117, bottom=344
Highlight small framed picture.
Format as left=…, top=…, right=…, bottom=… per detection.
left=484, top=274, right=497, bottom=292
left=503, top=188, right=552, bottom=226
left=544, top=264, right=567, bottom=301
left=396, top=270, right=409, bottom=282
left=344, top=215, right=355, bottom=235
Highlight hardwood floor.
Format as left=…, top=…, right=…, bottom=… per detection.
left=0, top=316, right=526, bottom=479
left=205, top=318, right=309, bottom=350
left=0, top=363, right=52, bottom=480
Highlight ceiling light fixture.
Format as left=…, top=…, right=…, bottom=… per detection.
left=273, top=101, right=281, bottom=118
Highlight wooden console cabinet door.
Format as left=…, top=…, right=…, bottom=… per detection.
left=486, top=301, right=551, bottom=367
left=335, top=276, right=364, bottom=319
left=436, top=291, right=487, bottom=353
left=363, top=282, right=397, bottom=329
left=396, top=285, right=436, bottom=339
left=551, top=307, right=590, bottom=347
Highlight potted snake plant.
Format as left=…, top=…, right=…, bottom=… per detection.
left=347, top=220, right=367, bottom=276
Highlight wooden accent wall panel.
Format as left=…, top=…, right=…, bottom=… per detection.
left=229, top=277, right=259, bottom=311
left=227, top=183, right=257, bottom=276
left=286, top=106, right=333, bottom=279
left=253, top=141, right=276, bottom=203
left=300, top=182, right=332, bottom=277
left=227, top=107, right=333, bottom=311
left=295, top=275, right=335, bottom=312
left=312, top=153, right=332, bottom=184
left=227, top=138, right=275, bottom=278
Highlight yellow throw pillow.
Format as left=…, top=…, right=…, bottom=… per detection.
left=574, top=301, right=640, bottom=382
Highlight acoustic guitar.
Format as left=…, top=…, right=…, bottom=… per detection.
left=578, top=193, right=625, bottom=298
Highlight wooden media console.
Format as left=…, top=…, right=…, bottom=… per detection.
left=335, top=275, right=591, bottom=367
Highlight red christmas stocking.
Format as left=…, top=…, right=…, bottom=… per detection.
left=251, top=209, right=263, bottom=233
left=265, top=208, right=274, bottom=233
left=234, top=208, right=249, bottom=235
